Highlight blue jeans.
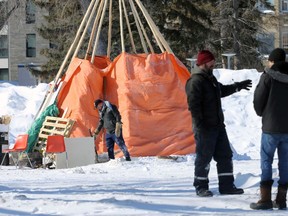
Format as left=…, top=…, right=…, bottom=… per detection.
left=105, top=133, right=130, bottom=159
left=261, top=133, right=288, bottom=184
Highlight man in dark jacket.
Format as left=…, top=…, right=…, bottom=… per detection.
left=185, top=50, right=251, bottom=197
left=94, top=99, right=131, bottom=161
left=250, top=48, right=288, bottom=210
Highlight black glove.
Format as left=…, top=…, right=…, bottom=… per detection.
left=235, top=79, right=252, bottom=91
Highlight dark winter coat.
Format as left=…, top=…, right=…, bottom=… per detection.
left=185, top=69, right=238, bottom=131
left=96, top=101, right=122, bottom=134
left=253, top=62, right=288, bottom=133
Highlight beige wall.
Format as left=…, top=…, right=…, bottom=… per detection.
left=8, top=1, right=48, bottom=81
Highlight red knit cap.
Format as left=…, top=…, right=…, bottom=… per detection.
left=196, top=50, right=215, bottom=66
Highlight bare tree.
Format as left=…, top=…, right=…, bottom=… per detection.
left=0, top=0, right=23, bottom=30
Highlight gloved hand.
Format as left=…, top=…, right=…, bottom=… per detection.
left=93, top=129, right=100, bottom=140
left=115, top=122, right=122, bottom=137
left=93, top=134, right=97, bottom=140
left=235, top=79, right=252, bottom=91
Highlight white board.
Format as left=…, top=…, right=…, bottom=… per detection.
left=56, top=137, right=96, bottom=169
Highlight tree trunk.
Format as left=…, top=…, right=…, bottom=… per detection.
left=233, top=0, right=241, bottom=69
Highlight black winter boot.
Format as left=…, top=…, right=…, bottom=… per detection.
left=218, top=176, right=244, bottom=195
left=250, top=180, right=273, bottom=210
left=196, top=188, right=213, bottom=197
left=219, top=185, right=244, bottom=195
left=273, top=184, right=288, bottom=210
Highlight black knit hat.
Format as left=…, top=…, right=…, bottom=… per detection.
left=94, top=99, right=103, bottom=108
left=268, top=48, right=286, bottom=62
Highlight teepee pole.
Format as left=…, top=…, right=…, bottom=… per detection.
left=129, top=0, right=153, bottom=53
left=73, top=0, right=100, bottom=59
left=119, top=0, right=125, bottom=52
left=134, top=0, right=164, bottom=52
left=91, top=0, right=108, bottom=64
left=122, top=0, right=136, bottom=53
left=85, top=0, right=103, bottom=59
left=107, top=0, right=113, bottom=58
left=54, top=0, right=96, bottom=79
left=36, top=0, right=97, bottom=119
left=135, top=0, right=173, bottom=54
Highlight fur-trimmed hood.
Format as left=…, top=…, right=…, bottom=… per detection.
left=264, top=61, right=288, bottom=84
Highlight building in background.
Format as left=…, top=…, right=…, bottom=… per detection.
left=8, top=0, right=49, bottom=85
left=0, top=0, right=9, bottom=82
left=258, top=0, right=288, bottom=56
left=1, top=1, right=288, bottom=85
left=0, top=0, right=48, bottom=85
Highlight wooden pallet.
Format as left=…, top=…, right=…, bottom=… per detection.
left=34, top=116, right=75, bottom=152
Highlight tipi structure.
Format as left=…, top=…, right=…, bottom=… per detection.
left=34, top=0, right=195, bottom=157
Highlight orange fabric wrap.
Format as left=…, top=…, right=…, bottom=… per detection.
left=57, top=57, right=105, bottom=137
left=57, top=53, right=195, bottom=156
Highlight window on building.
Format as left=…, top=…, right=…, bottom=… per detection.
left=26, top=34, right=36, bottom=57
left=258, top=33, right=275, bottom=54
left=0, top=35, right=8, bottom=58
left=282, top=32, right=288, bottom=52
left=49, top=41, right=58, bottom=49
left=0, top=68, right=9, bottom=80
left=257, top=0, right=274, bottom=13
left=282, top=0, right=288, bottom=12
left=26, top=0, right=36, bottom=24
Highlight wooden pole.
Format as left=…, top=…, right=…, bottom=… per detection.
left=36, top=0, right=97, bottom=119
left=85, top=0, right=103, bottom=59
left=73, top=0, right=99, bottom=59
left=122, top=0, right=136, bottom=53
left=107, top=0, right=113, bottom=58
left=128, top=0, right=148, bottom=53
left=135, top=0, right=173, bottom=54
left=91, top=0, right=109, bottom=64
left=119, top=0, right=125, bottom=52
left=134, top=0, right=164, bottom=52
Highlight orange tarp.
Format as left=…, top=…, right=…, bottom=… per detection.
left=57, top=52, right=195, bottom=156
left=57, top=57, right=106, bottom=137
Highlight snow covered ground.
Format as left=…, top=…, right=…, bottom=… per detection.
left=1, top=69, right=287, bottom=215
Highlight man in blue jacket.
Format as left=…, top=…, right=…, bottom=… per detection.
left=251, top=48, right=288, bottom=210
left=94, top=99, right=131, bottom=161
left=185, top=50, right=251, bottom=197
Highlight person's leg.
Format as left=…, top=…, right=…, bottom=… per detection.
left=277, top=134, right=288, bottom=185
left=274, top=134, right=288, bottom=209
left=260, top=133, right=277, bottom=182
left=193, top=128, right=216, bottom=196
left=250, top=133, right=277, bottom=210
left=214, top=127, right=243, bottom=194
left=105, top=133, right=115, bottom=159
left=115, top=133, right=131, bottom=161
